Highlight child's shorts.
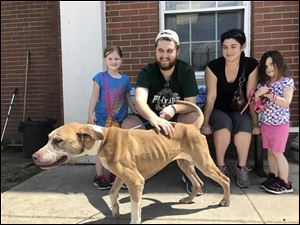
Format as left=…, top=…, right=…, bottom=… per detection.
left=261, top=123, right=289, bottom=153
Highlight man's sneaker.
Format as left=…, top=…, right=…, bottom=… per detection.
left=260, top=173, right=276, bottom=190
left=264, top=177, right=294, bottom=194
left=94, top=175, right=111, bottom=190
left=181, top=175, right=203, bottom=196
left=235, top=165, right=250, bottom=188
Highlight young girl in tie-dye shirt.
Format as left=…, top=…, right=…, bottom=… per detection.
left=88, top=45, right=137, bottom=190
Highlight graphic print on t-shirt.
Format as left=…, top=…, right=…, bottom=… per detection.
left=151, top=86, right=180, bottom=111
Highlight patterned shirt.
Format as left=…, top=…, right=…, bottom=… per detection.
left=93, top=71, right=132, bottom=126
left=257, top=77, right=294, bottom=125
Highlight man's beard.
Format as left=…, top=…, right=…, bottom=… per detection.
left=156, top=57, right=177, bottom=71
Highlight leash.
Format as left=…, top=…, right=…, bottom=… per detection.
left=240, top=89, right=255, bottom=115
left=130, top=122, right=151, bottom=130
left=240, top=88, right=271, bottom=115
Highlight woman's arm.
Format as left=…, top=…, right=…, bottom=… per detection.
left=201, top=67, right=217, bottom=135
left=246, top=67, right=260, bottom=134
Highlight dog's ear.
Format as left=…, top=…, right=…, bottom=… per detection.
left=77, top=126, right=104, bottom=141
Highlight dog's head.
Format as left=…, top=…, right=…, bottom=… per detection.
left=32, top=122, right=104, bottom=170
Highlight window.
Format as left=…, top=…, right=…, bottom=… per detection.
left=159, top=1, right=251, bottom=82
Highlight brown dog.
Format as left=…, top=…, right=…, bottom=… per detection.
left=32, top=100, right=230, bottom=224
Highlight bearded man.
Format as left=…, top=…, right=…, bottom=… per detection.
left=121, top=29, right=201, bottom=195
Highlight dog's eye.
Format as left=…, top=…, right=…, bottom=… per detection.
left=52, top=138, right=63, bottom=146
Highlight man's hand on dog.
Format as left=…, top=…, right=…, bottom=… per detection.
left=147, top=105, right=176, bottom=137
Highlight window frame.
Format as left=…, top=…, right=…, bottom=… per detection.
left=159, top=1, right=251, bottom=82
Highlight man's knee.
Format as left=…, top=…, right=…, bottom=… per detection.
left=177, top=111, right=199, bottom=124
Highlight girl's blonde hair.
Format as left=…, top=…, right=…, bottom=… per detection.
left=103, top=45, right=123, bottom=58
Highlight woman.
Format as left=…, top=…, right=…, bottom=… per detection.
left=201, top=29, right=260, bottom=188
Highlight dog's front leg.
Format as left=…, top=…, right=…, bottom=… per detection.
left=129, top=185, right=144, bottom=224
left=127, top=176, right=145, bottom=224
left=109, top=177, right=123, bottom=217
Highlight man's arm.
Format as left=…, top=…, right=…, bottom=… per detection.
left=135, top=87, right=175, bottom=137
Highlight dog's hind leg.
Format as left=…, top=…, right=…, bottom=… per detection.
left=109, top=176, right=123, bottom=217
left=195, top=160, right=230, bottom=207
left=177, top=159, right=203, bottom=204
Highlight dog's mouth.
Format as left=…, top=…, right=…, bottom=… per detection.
left=39, top=155, right=68, bottom=170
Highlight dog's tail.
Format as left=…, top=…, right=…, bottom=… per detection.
left=175, top=100, right=204, bottom=129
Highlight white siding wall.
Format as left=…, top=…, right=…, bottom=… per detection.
left=60, top=1, right=106, bottom=123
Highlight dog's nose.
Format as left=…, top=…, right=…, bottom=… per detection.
left=32, top=153, right=38, bottom=161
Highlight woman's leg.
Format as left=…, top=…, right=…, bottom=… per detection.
left=210, top=110, right=233, bottom=167
left=234, top=131, right=251, bottom=167
left=231, top=112, right=253, bottom=167
left=214, top=128, right=231, bottom=166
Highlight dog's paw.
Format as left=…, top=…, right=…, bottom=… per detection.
left=111, top=205, right=120, bottom=217
left=179, top=196, right=194, bottom=204
left=130, top=219, right=141, bottom=224
left=219, top=198, right=230, bottom=207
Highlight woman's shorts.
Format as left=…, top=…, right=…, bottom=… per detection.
left=209, top=109, right=252, bottom=134
left=261, top=123, right=289, bottom=153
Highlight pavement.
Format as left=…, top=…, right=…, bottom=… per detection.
left=1, top=158, right=299, bottom=224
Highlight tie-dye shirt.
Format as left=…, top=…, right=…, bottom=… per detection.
left=257, top=77, right=294, bottom=125
left=93, top=71, right=132, bottom=126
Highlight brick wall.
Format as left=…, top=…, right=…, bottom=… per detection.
left=105, top=1, right=159, bottom=84
left=1, top=1, right=62, bottom=142
left=106, top=1, right=299, bottom=128
left=252, top=1, right=299, bottom=128
left=1, top=1, right=298, bottom=142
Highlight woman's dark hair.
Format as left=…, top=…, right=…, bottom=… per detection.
left=103, top=45, right=123, bottom=58
left=221, top=28, right=246, bottom=57
left=258, top=50, right=288, bottom=83
left=221, top=28, right=246, bottom=45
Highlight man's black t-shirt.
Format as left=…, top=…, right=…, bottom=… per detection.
left=136, top=59, right=198, bottom=115
left=207, top=56, right=258, bottom=111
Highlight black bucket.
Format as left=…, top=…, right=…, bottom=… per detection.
left=19, top=118, right=56, bottom=158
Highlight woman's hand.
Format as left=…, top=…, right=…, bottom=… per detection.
left=201, top=123, right=212, bottom=135
left=252, top=126, right=260, bottom=135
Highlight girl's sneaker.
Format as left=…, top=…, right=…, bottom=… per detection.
left=109, top=173, right=116, bottom=185
left=94, top=175, right=111, bottom=190
left=109, top=173, right=127, bottom=189
left=264, top=177, right=294, bottom=194
left=260, top=173, right=276, bottom=190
